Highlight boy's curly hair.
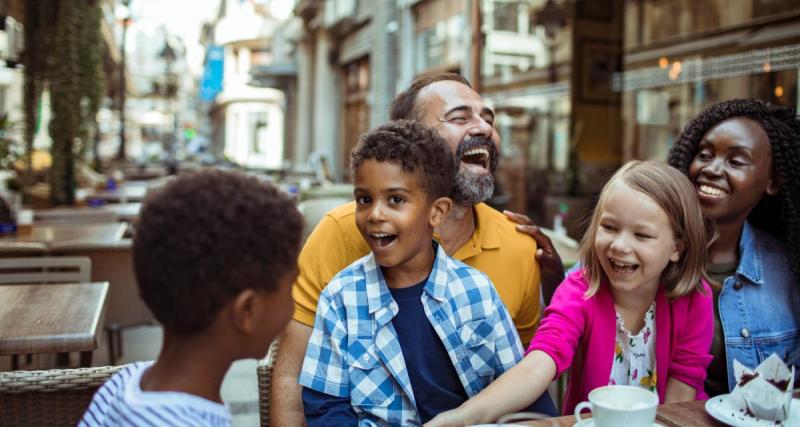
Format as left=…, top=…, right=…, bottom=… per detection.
left=133, top=169, right=303, bottom=335
left=667, top=98, right=800, bottom=281
left=350, top=120, right=456, bottom=199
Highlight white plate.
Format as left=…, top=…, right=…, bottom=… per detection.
left=570, top=419, right=662, bottom=427
left=705, top=395, right=800, bottom=426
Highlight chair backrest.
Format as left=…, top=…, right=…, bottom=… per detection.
left=53, top=241, right=154, bottom=327
left=0, top=365, right=124, bottom=426
left=257, top=339, right=280, bottom=427
left=0, top=242, right=47, bottom=258
left=0, top=257, right=91, bottom=284
left=297, top=197, right=351, bottom=242
left=300, top=183, right=353, bottom=201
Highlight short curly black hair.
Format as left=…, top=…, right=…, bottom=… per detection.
left=133, top=169, right=303, bottom=335
left=350, top=120, right=455, bottom=200
left=667, top=98, right=800, bottom=281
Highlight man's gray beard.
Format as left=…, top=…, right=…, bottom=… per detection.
left=452, top=168, right=494, bottom=206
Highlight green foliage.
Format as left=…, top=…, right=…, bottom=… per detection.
left=77, top=1, right=105, bottom=160
left=0, top=114, right=22, bottom=170
left=23, top=0, right=106, bottom=205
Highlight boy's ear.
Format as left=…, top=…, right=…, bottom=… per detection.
left=429, top=196, right=453, bottom=227
left=230, top=289, right=258, bottom=336
left=670, top=239, right=684, bottom=262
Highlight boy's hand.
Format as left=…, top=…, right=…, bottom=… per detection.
left=424, top=407, right=473, bottom=427
left=503, top=210, right=565, bottom=305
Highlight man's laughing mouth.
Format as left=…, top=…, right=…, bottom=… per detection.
left=460, top=147, right=490, bottom=170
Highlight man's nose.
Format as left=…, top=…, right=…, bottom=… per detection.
left=468, top=116, right=493, bottom=138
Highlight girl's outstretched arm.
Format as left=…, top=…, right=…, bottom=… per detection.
left=425, top=350, right=557, bottom=427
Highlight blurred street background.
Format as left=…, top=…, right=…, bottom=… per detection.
left=2, top=0, right=800, bottom=235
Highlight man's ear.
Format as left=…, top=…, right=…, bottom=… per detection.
left=230, top=289, right=258, bottom=336
left=429, top=196, right=453, bottom=227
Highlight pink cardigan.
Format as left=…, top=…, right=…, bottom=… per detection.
left=527, top=269, right=714, bottom=414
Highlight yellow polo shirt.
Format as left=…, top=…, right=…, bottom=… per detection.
left=292, top=201, right=542, bottom=345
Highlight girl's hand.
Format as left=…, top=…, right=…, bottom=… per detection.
left=424, top=407, right=474, bottom=427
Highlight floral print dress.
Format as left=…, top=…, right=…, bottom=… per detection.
left=608, top=302, right=657, bottom=392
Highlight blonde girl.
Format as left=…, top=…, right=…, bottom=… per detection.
left=427, top=160, right=715, bottom=426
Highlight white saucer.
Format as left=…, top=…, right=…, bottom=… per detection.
left=571, top=419, right=663, bottom=427
left=705, top=394, right=800, bottom=426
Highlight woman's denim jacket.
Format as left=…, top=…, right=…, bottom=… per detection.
left=718, top=221, right=800, bottom=391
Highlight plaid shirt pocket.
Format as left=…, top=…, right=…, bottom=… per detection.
left=460, top=319, right=499, bottom=380
left=347, top=338, right=393, bottom=408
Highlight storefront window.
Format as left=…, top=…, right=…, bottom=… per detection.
left=415, top=14, right=465, bottom=72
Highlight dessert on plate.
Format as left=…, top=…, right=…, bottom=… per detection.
left=729, top=353, right=795, bottom=422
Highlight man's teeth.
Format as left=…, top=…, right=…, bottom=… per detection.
left=699, top=185, right=727, bottom=197
left=371, top=233, right=393, bottom=238
left=464, top=148, right=489, bottom=157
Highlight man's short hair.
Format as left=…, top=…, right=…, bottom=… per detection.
left=133, top=169, right=303, bottom=335
left=350, top=120, right=455, bottom=200
left=389, top=73, right=471, bottom=121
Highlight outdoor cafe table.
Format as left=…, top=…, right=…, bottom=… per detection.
left=0, top=222, right=127, bottom=250
left=0, top=282, right=109, bottom=367
left=522, top=400, right=724, bottom=426
left=522, top=395, right=798, bottom=426
left=35, top=203, right=142, bottom=223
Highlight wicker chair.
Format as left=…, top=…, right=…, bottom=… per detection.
left=0, top=364, right=124, bottom=426
left=257, top=339, right=280, bottom=427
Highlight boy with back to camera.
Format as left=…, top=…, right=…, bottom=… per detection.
left=80, top=169, right=304, bottom=426
left=299, top=120, right=555, bottom=426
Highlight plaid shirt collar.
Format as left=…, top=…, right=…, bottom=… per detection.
left=363, top=241, right=449, bottom=317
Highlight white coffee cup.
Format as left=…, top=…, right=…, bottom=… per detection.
left=574, top=385, right=658, bottom=427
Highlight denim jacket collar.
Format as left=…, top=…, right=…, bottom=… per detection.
left=736, top=221, right=763, bottom=286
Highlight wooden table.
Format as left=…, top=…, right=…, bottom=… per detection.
left=0, top=223, right=127, bottom=250
left=34, top=203, right=141, bottom=223
left=523, top=401, right=724, bottom=426
left=0, top=282, right=109, bottom=367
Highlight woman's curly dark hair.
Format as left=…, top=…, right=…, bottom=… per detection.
left=667, top=98, right=800, bottom=281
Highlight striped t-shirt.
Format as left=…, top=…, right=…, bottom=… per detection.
left=79, top=361, right=232, bottom=427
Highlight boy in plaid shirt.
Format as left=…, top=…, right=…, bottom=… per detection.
left=299, top=121, right=555, bottom=426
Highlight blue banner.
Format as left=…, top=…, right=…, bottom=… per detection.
left=199, top=45, right=224, bottom=102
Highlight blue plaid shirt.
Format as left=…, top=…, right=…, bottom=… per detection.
left=300, top=242, right=523, bottom=426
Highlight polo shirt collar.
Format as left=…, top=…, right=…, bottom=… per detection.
left=449, top=203, right=501, bottom=260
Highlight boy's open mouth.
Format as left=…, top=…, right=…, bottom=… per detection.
left=460, top=148, right=490, bottom=170
left=609, top=259, right=639, bottom=274
left=369, top=232, right=397, bottom=247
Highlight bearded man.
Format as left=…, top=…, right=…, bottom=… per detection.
left=271, top=73, right=564, bottom=426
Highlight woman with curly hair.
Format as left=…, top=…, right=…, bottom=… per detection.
left=666, top=98, right=800, bottom=397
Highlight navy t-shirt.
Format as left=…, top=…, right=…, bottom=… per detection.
left=389, top=279, right=469, bottom=422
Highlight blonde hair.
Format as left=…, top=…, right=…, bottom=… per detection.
left=579, top=160, right=714, bottom=299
